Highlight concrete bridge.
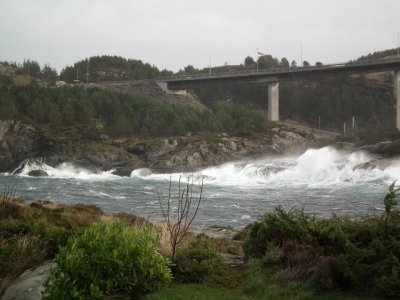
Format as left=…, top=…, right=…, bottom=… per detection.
left=157, top=58, right=400, bottom=129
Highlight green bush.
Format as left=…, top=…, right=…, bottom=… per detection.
left=243, top=206, right=318, bottom=258
left=174, top=235, right=226, bottom=284
left=43, top=222, right=172, bottom=299
left=0, top=74, right=13, bottom=87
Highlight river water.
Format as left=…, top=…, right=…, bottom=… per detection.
left=1, top=146, right=400, bottom=228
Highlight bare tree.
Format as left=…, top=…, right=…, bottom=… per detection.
left=158, top=176, right=203, bottom=261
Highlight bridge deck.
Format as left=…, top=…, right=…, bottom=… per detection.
left=162, top=58, right=400, bottom=89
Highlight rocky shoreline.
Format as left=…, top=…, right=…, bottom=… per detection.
left=0, top=119, right=341, bottom=176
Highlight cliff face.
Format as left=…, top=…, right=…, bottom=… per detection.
left=0, top=120, right=40, bottom=171
left=0, top=119, right=337, bottom=175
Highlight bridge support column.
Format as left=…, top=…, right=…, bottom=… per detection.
left=268, top=82, right=279, bottom=121
left=396, top=71, right=400, bottom=130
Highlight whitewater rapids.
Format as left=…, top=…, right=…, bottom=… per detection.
left=1, top=146, right=400, bottom=228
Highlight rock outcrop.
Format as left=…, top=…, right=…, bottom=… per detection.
left=358, top=140, right=400, bottom=156
left=0, top=120, right=40, bottom=171
left=0, top=119, right=337, bottom=175
left=27, top=169, right=49, bottom=177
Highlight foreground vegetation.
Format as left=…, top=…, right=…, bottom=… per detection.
left=43, top=222, right=172, bottom=299
left=1, top=182, right=399, bottom=299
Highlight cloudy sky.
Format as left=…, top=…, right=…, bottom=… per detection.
left=1, top=0, right=399, bottom=72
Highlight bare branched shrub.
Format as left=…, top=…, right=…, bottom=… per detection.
left=158, top=176, right=203, bottom=261
left=1, top=184, right=19, bottom=218
left=2, top=184, right=16, bottom=203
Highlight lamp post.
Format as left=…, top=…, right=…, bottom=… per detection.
left=209, top=53, right=212, bottom=76
left=301, top=44, right=303, bottom=67
left=256, top=48, right=259, bottom=71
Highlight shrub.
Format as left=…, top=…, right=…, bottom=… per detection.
left=43, top=221, right=172, bottom=299
left=243, top=206, right=318, bottom=258
left=174, top=235, right=226, bottom=284
left=243, top=184, right=400, bottom=298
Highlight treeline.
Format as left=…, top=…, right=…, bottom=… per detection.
left=59, top=55, right=173, bottom=83
left=357, top=47, right=400, bottom=61
left=0, top=60, right=58, bottom=83
left=180, top=54, right=317, bottom=76
left=0, top=83, right=266, bottom=137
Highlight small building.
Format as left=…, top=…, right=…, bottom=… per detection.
left=56, top=81, right=66, bottom=87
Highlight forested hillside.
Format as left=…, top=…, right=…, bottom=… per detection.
left=60, top=55, right=173, bottom=82
left=357, top=48, right=400, bottom=61
left=0, top=83, right=266, bottom=138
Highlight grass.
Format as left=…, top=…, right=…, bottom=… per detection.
left=144, top=283, right=250, bottom=300
left=144, top=283, right=379, bottom=300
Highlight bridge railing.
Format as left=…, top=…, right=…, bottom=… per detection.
left=157, top=57, right=400, bottom=82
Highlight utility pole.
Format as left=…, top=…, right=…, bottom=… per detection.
left=87, top=58, right=89, bottom=84
left=209, top=53, right=212, bottom=76
left=343, top=122, right=346, bottom=135
left=27, top=60, right=30, bottom=81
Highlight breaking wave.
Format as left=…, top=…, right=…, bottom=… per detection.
left=18, top=161, right=118, bottom=180
left=142, top=146, right=400, bottom=188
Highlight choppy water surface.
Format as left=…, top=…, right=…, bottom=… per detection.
left=1, top=146, right=400, bottom=228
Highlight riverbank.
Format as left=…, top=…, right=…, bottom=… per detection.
left=2, top=192, right=398, bottom=299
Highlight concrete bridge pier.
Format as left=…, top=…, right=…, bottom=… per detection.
left=396, top=71, right=400, bottom=130
left=268, top=82, right=279, bottom=121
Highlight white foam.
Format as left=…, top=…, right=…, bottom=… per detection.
left=130, top=168, right=152, bottom=178
left=140, top=147, right=400, bottom=188
left=19, top=162, right=119, bottom=180
left=16, top=147, right=400, bottom=187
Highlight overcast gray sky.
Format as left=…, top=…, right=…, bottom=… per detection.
left=1, top=0, right=399, bottom=72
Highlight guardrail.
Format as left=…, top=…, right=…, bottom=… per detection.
left=156, top=57, right=400, bottom=82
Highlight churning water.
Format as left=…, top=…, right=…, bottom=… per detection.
left=1, top=146, right=400, bottom=228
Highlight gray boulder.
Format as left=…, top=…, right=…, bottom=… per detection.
left=2, top=261, right=57, bottom=300
left=27, top=170, right=49, bottom=177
